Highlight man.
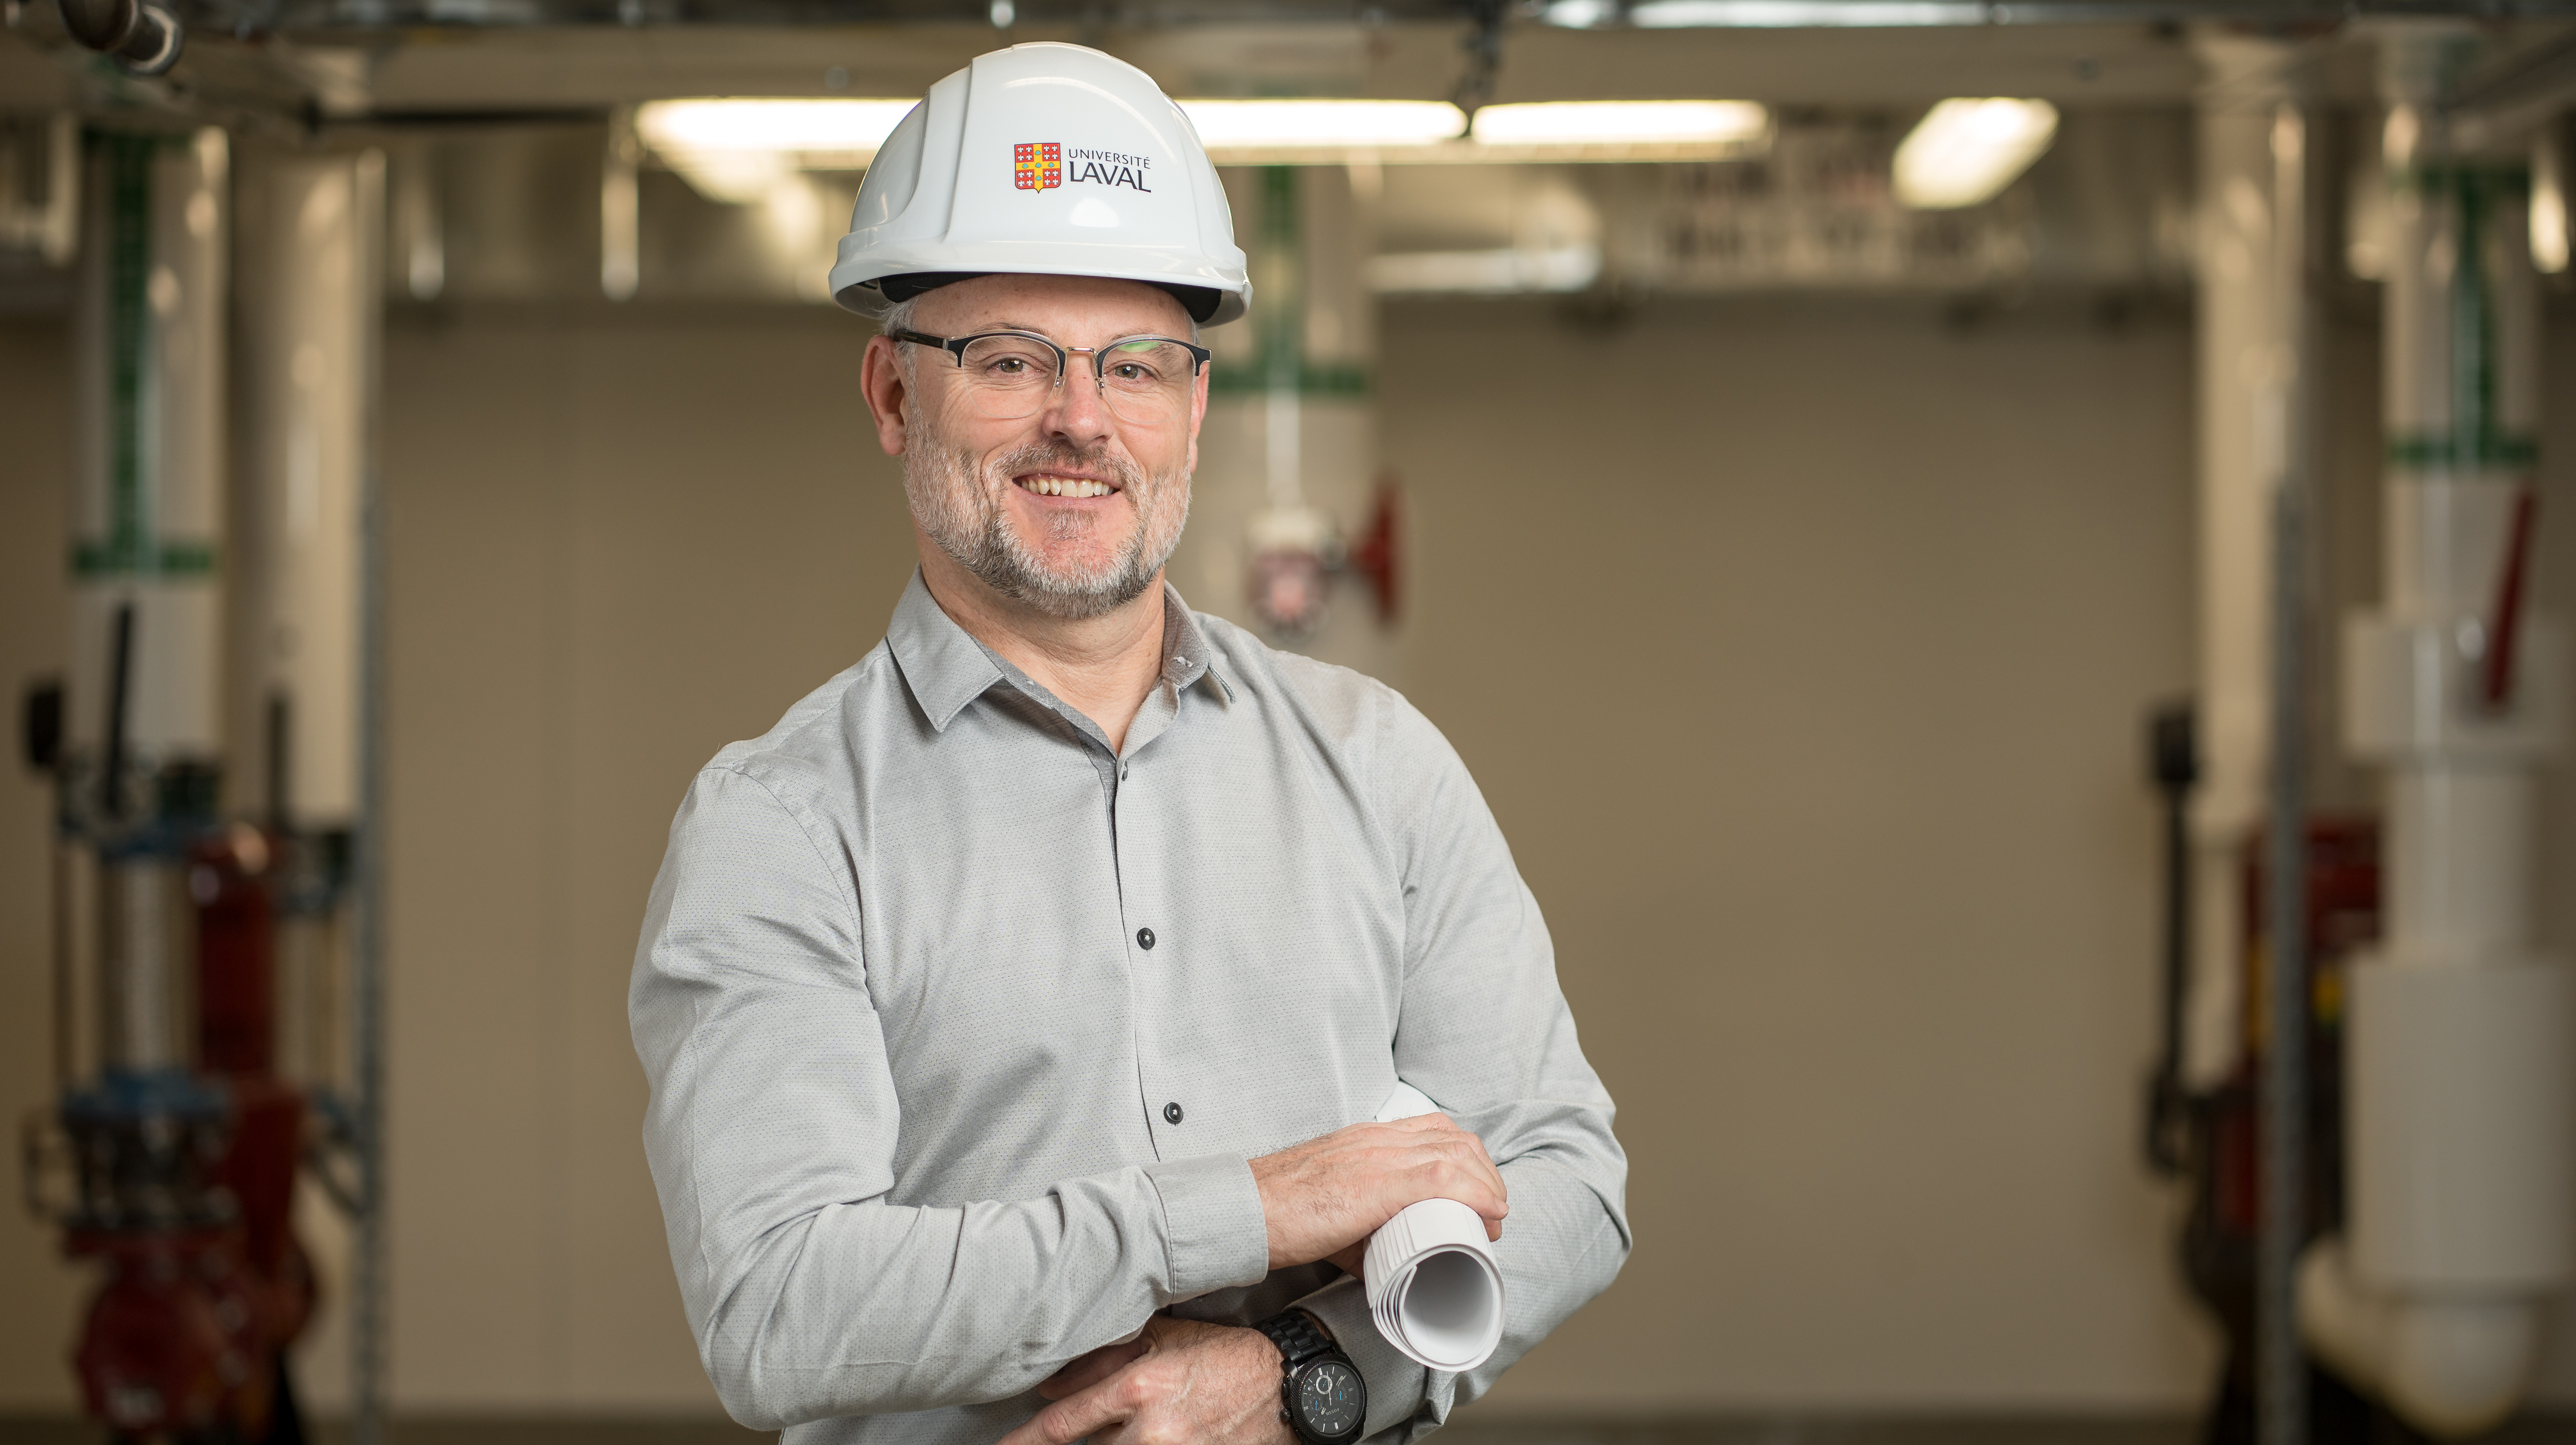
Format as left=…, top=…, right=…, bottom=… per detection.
left=630, top=42, right=1627, bottom=1445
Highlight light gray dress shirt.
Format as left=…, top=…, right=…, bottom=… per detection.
left=631, top=571, right=1629, bottom=1445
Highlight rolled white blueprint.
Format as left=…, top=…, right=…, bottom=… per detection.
left=1364, top=1083, right=1505, bottom=1371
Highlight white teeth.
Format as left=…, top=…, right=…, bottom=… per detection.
left=1021, top=476, right=1118, bottom=498
left=1022, top=476, right=1115, bottom=498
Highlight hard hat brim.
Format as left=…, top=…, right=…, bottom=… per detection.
left=863, top=270, right=1226, bottom=325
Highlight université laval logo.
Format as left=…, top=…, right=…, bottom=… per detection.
left=1014, top=142, right=1062, bottom=193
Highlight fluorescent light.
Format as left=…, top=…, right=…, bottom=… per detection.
left=637, top=97, right=916, bottom=200
left=1471, top=100, right=1768, bottom=149
left=1179, top=99, right=1465, bottom=156
left=638, top=97, right=918, bottom=157
left=1538, top=0, right=1618, bottom=25
left=1892, top=98, right=2058, bottom=210
left=1631, top=0, right=1982, bottom=25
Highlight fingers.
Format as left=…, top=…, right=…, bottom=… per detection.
left=1253, top=1113, right=1512, bottom=1269
left=1402, top=1131, right=1507, bottom=1225
left=1036, top=1339, right=1149, bottom=1400
left=997, top=1370, right=1139, bottom=1445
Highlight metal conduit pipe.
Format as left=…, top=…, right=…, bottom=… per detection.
left=56, top=0, right=185, bottom=76
left=2297, top=21, right=2575, bottom=1438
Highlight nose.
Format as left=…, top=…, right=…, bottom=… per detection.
left=1036, top=355, right=1117, bottom=450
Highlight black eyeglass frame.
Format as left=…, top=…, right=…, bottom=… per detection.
left=890, top=328, right=1214, bottom=385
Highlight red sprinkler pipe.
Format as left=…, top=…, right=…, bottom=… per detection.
left=2482, top=488, right=2538, bottom=712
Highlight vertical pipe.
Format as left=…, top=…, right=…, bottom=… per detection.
left=240, top=150, right=378, bottom=834
left=352, top=152, right=393, bottom=1445
left=2186, top=32, right=2304, bottom=1095
left=2259, top=98, right=2313, bottom=1445
left=2302, top=23, right=2572, bottom=1436
left=69, top=124, right=229, bottom=1083
left=238, top=142, right=386, bottom=1431
left=603, top=108, right=640, bottom=302
left=1181, top=165, right=1400, bottom=682
left=351, top=239, right=391, bottom=1445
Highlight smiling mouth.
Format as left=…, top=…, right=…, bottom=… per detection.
left=1015, top=475, right=1120, bottom=499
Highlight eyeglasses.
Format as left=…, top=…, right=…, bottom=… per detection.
left=892, top=328, right=1212, bottom=428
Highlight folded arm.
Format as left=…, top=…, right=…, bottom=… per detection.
left=1308, top=694, right=1634, bottom=1442
left=631, top=765, right=1275, bottom=1430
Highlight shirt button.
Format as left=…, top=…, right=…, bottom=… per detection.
left=1136, top=927, right=1156, bottom=950
left=1164, top=1101, right=1184, bottom=1124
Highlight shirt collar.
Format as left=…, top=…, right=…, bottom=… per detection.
left=884, top=569, right=1232, bottom=735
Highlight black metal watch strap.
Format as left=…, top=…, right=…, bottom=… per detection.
left=1255, top=1309, right=1336, bottom=1368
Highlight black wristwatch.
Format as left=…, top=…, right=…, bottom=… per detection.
left=1255, top=1309, right=1366, bottom=1444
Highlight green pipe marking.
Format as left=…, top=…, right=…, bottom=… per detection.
left=1226, top=164, right=1374, bottom=401
left=1259, top=165, right=1303, bottom=394
left=103, top=131, right=152, bottom=575
left=2385, top=161, right=2538, bottom=476
left=70, top=131, right=220, bottom=582
left=73, top=541, right=216, bottom=578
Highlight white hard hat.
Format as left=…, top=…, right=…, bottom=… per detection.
left=829, top=42, right=1250, bottom=326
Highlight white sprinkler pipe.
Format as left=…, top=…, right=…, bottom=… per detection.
left=2184, top=30, right=2306, bottom=1093
left=2300, top=23, right=2575, bottom=1438
left=68, top=127, right=230, bottom=1073
left=238, top=148, right=381, bottom=831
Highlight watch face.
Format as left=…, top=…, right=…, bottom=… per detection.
left=1295, top=1359, right=1365, bottom=1439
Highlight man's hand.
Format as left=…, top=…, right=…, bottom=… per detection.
left=998, top=1316, right=1291, bottom=1445
left=1250, top=1112, right=1507, bottom=1273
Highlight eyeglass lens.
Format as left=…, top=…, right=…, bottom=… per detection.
left=951, top=335, right=1198, bottom=425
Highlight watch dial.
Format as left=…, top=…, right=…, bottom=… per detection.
left=1297, top=1360, right=1364, bottom=1438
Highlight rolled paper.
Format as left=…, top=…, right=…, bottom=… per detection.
left=1364, top=1083, right=1506, bottom=1371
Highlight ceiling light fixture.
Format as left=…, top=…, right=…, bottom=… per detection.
left=1179, top=98, right=1467, bottom=160
left=1630, top=0, right=1983, bottom=24
left=637, top=97, right=916, bottom=200
left=1536, top=0, right=1619, bottom=25
left=1891, top=97, right=2059, bottom=210
left=1470, top=100, right=1769, bottom=156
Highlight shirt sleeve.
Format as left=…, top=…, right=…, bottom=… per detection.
left=1332, top=693, right=1635, bottom=1442
left=629, top=764, right=1273, bottom=1431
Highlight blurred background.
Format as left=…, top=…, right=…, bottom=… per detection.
left=5, top=3, right=2576, bottom=1443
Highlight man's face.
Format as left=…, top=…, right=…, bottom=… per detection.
left=871, top=274, right=1206, bottom=621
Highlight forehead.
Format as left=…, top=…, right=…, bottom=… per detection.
left=911, top=273, right=1192, bottom=341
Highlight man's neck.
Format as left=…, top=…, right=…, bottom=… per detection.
left=916, top=542, right=1169, bottom=755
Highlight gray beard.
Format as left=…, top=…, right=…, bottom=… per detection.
left=904, top=432, right=1189, bottom=622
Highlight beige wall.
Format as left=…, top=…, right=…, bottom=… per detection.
left=5, top=294, right=2574, bottom=1418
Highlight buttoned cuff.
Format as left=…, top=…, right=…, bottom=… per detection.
left=1292, top=1272, right=1429, bottom=1442
left=1144, top=1154, right=1272, bottom=1300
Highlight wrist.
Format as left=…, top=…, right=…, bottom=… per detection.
left=1257, top=1308, right=1365, bottom=1445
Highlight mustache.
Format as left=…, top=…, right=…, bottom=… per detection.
left=982, top=441, right=1147, bottom=494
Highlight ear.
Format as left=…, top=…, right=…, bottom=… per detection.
left=861, top=334, right=912, bottom=456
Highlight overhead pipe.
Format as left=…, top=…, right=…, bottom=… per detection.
left=2298, top=21, right=2573, bottom=1438
left=56, top=0, right=185, bottom=77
